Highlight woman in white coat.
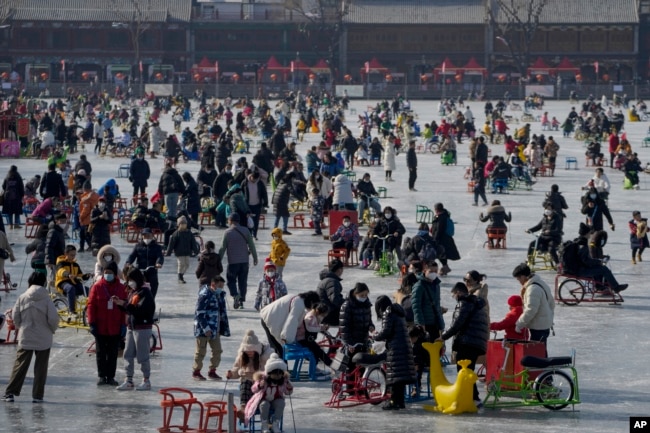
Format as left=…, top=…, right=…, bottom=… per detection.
left=383, top=135, right=396, bottom=181
left=259, top=291, right=320, bottom=358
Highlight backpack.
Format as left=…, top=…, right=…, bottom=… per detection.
left=559, top=239, right=580, bottom=274
left=445, top=218, right=455, bottom=237
left=418, top=237, right=438, bottom=262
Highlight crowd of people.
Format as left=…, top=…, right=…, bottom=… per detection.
left=0, top=88, right=645, bottom=430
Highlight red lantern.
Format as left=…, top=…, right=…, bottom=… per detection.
left=309, top=73, right=315, bottom=80
left=455, top=74, right=462, bottom=83
left=575, top=74, right=582, bottom=81
left=270, top=73, right=277, bottom=82
left=0, top=72, right=8, bottom=80
left=232, top=73, right=239, bottom=82
left=115, top=72, right=124, bottom=80
left=385, top=74, right=392, bottom=82
left=536, top=74, right=543, bottom=82
left=40, top=72, right=48, bottom=81
left=498, top=74, right=506, bottom=82
left=81, top=72, right=89, bottom=80
left=602, top=74, right=610, bottom=82
left=420, top=74, right=428, bottom=83
left=193, top=73, right=201, bottom=82
left=155, top=72, right=163, bottom=80
left=344, top=74, right=352, bottom=82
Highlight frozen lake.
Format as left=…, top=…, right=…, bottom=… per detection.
left=1, top=97, right=649, bottom=433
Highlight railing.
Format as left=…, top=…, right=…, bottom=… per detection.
left=13, top=81, right=650, bottom=101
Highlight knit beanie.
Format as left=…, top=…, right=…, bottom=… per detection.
left=240, top=330, right=263, bottom=353
left=265, top=353, right=287, bottom=374
left=264, top=258, right=276, bottom=271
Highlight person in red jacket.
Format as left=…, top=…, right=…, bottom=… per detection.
left=608, top=130, right=619, bottom=168
left=489, top=295, right=528, bottom=341
left=87, top=261, right=127, bottom=386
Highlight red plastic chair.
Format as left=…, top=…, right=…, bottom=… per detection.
left=158, top=387, right=204, bottom=433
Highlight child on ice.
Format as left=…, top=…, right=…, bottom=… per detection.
left=308, top=187, right=326, bottom=236
left=245, top=353, right=293, bottom=433
left=254, top=259, right=288, bottom=311
left=489, top=295, right=528, bottom=341
left=269, top=228, right=291, bottom=278
left=226, top=330, right=275, bottom=422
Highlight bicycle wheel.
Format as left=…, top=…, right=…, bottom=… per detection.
left=534, top=370, right=574, bottom=410
left=362, top=366, right=387, bottom=405
left=429, top=142, right=440, bottom=154
left=558, top=279, right=585, bottom=306
left=53, top=298, right=68, bottom=314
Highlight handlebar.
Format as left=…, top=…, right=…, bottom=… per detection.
left=373, top=234, right=391, bottom=240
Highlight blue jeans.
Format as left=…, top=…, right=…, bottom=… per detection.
left=62, top=281, right=86, bottom=314
left=164, top=192, right=179, bottom=218
left=7, top=214, right=21, bottom=225
left=274, top=215, right=288, bottom=231
left=226, top=262, right=249, bottom=302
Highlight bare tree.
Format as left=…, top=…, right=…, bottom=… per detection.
left=109, top=0, right=155, bottom=71
left=284, top=0, right=351, bottom=84
left=488, top=0, right=548, bottom=78
left=0, top=0, right=15, bottom=27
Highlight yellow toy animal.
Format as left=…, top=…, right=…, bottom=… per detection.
left=422, top=341, right=479, bottom=415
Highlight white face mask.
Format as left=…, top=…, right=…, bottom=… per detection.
left=143, top=238, right=152, bottom=245
left=544, top=210, right=553, bottom=217
left=104, top=273, right=115, bottom=282
left=343, top=221, right=350, bottom=228
left=385, top=213, right=392, bottom=219
left=128, top=280, right=137, bottom=289
left=427, top=271, right=438, bottom=280
left=356, top=296, right=368, bottom=303
left=104, top=255, right=113, bottom=262
left=265, top=271, right=276, bottom=278
left=98, top=203, right=106, bottom=210
left=589, top=194, right=597, bottom=199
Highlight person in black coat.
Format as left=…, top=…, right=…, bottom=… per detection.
left=270, top=129, right=286, bottom=159
left=45, top=214, right=68, bottom=283
left=215, top=141, right=232, bottom=173
left=438, top=282, right=489, bottom=402
left=372, top=207, right=406, bottom=265
left=373, top=295, right=417, bottom=410
left=342, top=129, right=358, bottom=169
left=181, top=172, right=202, bottom=226
left=581, top=187, right=614, bottom=232
left=475, top=137, right=489, bottom=165
left=271, top=178, right=292, bottom=234
left=90, top=198, right=112, bottom=254
left=431, top=203, right=460, bottom=275
left=543, top=184, right=568, bottom=231
left=252, top=143, right=275, bottom=179
left=2, top=165, right=25, bottom=228
left=406, top=140, right=417, bottom=191
left=212, top=162, right=233, bottom=205
left=241, top=171, right=268, bottom=239
left=526, top=206, right=562, bottom=265
left=129, top=152, right=151, bottom=197
left=317, top=260, right=345, bottom=326
left=40, top=163, right=67, bottom=200
left=196, top=164, right=217, bottom=198
left=479, top=200, right=512, bottom=248
left=124, top=229, right=165, bottom=298
left=158, top=163, right=185, bottom=220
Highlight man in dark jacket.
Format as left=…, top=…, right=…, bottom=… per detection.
left=474, top=136, right=489, bottom=166
left=526, top=206, right=562, bottom=266
left=125, top=228, right=164, bottom=298
left=317, top=259, right=345, bottom=326
left=157, top=162, right=185, bottom=220
left=543, top=184, right=568, bottom=231
left=356, top=173, right=381, bottom=222
left=196, top=164, right=217, bottom=198
left=575, top=223, right=627, bottom=293
left=252, top=143, right=274, bottom=179
left=406, top=140, right=418, bottom=191
left=411, top=261, right=445, bottom=341
left=438, top=282, right=489, bottom=403
left=241, top=171, right=268, bottom=240
left=40, top=163, right=66, bottom=200
left=129, top=151, right=151, bottom=197
left=215, top=141, right=232, bottom=173
left=45, top=213, right=68, bottom=285
left=212, top=162, right=233, bottom=205
left=74, top=154, right=92, bottom=178
left=581, top=188, right=614, bottom=232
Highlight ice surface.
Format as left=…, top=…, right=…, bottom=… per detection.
left=1, top=97, right=649, bottom=433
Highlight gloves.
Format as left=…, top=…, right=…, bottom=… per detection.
left=610, top=224, right=615, bottom=231
left=89, top=324, right=98, bottom=337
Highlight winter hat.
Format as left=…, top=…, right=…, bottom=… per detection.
left=177, top=216, right=187, bottom=225
left=507, top=295, right=523, bottom=308
left=241, top=329, right=263, bottom=353
left=264, top=258, right=276, bottom=271
left=265, top=353, right=287, bottom=374
left=578, top=222, right=591, bottom=237
left=104, top=261, right=119, bottom=275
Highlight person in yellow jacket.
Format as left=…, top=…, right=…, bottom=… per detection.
left=269, top=228, right=291, bottom=278
left=55, top=245, right=92, bottom=315
left=78, top=181, right=100, bottom=253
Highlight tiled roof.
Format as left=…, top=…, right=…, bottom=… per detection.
left=345, top=0, right=487, bottom=25
left=493, top=0, right=639, bottom=25
left=10, top=0, right=192, bottom=23
left=345, top=0, right=639, bottom=25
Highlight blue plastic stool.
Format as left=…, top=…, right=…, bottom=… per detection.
left=247, top=406, right=283, bottom=432
left=406, top=368, right=432, bottom=402
left=283, top=344, right=318, bottom=381
left=565, top=157, right=578, bottom=169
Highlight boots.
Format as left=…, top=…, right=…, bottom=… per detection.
left=272, top=419, right=281, bottom=432
left=440, top=264, right=451, bottom=276
left=261, top=419, right=271, bottom=433
left=178, top=273, right=186, bottom=284
left=638, top=252, right=643, bottom=262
